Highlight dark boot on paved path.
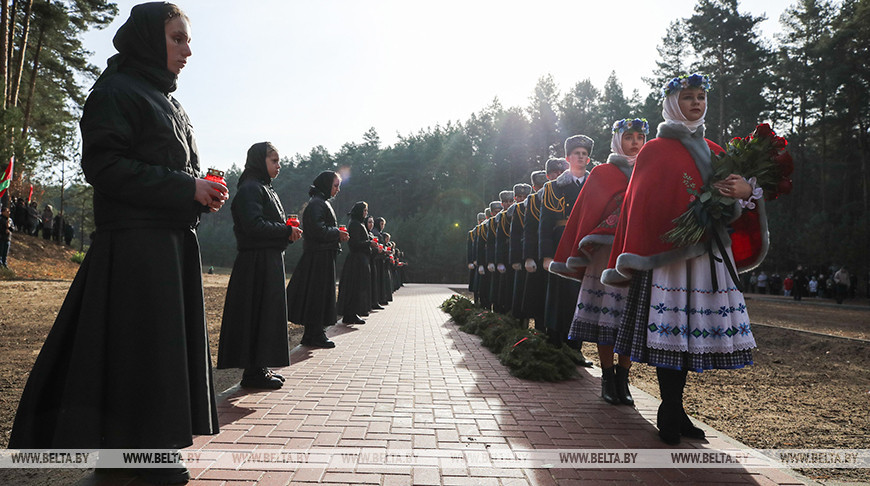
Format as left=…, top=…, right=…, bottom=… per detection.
left=600, top=366, right=620, bottom=405
left=656, top=367, right=683, bottom=445
left=615, top=365, right=635, bottom=406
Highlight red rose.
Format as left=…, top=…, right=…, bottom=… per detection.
left=777, top=178, right=793, bottom=195
left=773, top=137, right=788, bottom=149
left=605, top=214, right=619, bottom=226
left=688, top=195, right=697, bottom=202
left=753, top=123, right=774, bottom=139
left=774, top=152, right=794, bottom=176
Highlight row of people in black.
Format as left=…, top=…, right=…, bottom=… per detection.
left=217, top=145, right=407, bottom=390
left=467, top=137, right=596, bottom=367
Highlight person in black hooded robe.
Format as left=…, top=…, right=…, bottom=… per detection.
left=337, top=201, right=375, bottom=324
left=217, top=142, right=302, bottom=389
left=372, top=216, right=390, bottom=306
left=366, top=215, right=384, bottom=311
left=9, top=3, right=226, bottom=482
left=286, top=171, right=349, bottom=348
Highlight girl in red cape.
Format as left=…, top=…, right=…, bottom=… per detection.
left=550, top=118, right=649, bottom=406
left=602, top=74, right=768, bottom=445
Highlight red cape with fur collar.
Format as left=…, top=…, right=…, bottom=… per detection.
left=603, top=136, right=767, bottom=286
left=552, top=162, right=630, bottom=279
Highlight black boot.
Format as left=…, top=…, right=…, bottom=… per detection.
left=615, top=365, right=635, bottom=406
left=656, top=367, right=682, bottom=445
left=674, top=369, right=705, bottom=439
left=600, top=366, right=620, bottom=405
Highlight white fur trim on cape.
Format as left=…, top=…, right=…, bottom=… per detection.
left=548, top=261, right=583, bottom=282
left=605, top=154, right=634, bottom=179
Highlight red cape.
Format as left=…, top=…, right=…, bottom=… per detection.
left=553, top=162, right=629, bottom=279
left=605, top=136, right=767, bottom=282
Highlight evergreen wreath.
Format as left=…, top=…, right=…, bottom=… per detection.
left=441, top=295, right=583, bottom=382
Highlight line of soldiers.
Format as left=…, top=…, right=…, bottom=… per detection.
left=466, top=136, right=596, bottom=367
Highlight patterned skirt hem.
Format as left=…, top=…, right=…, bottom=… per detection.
left=569, top=319, right=618, bottom=345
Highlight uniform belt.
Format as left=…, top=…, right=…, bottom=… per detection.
left=555, top=219, right=568, bottom=227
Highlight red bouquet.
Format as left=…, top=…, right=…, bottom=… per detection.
left=664, top=123, right=793, bottom=247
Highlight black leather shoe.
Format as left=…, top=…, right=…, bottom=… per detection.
left=342, top=315, right=365, bottom=324
left=266, top=368, right=285, bottom=383
left=308, top=337, right=336, bottom=349
left=371, top=305, right=384, bottom=310
left=241, top=372, right=283, bottom=389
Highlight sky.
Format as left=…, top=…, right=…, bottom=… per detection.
left=82, top=0, right=798, bottom=172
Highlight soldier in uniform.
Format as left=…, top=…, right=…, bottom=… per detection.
left=508, top=183, right=533, bottom=319
left=476, top=207, right=493, bottom=309
left=485, top=200, right=504, bottom=311
left=523, top=163, right=564, bottom=330
left=468, top=212, right=485, bottom=298
left=494, top=190, right=515, bottom=314
left=540, top=135, right=596, bottom=365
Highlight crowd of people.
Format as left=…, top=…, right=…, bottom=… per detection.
left=747, top=266, right=862, bottom=304
left=0, top=197, right=77, bottom=269
left=467, top=73, right=769, bottom=446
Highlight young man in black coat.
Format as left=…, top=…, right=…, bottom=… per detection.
left=522, top=164, right=562, bottom=330
left=494, top=190, right=515, bottom=313
left=508, top=183, right=532, bottom=319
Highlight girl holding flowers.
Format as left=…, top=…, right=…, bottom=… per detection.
left=602, top=74, right=771, bottom=445
left=550, top=118, right=649, bottom=406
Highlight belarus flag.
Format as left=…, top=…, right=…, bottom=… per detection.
left=0, top=156, right=12, bottom=199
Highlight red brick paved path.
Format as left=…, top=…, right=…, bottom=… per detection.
left=185, top=283, right=809, bottom=485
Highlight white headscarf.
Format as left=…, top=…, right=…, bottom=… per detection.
left=610, top=130, right=640, bottom=165
left=662, top=90, right=706, bottom=133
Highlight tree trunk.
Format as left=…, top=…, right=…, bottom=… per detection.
left=0, top=0, right=8, bottom=110
left=20, top=19, right=40, bottom=139
left=9, top=0, right=31, bottom=107
left=5, top=0, right=14, bottom=107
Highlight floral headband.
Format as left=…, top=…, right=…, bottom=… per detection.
left=661, top=73, right=711, bottom=98
left=612, top=118, right=649, bottom=135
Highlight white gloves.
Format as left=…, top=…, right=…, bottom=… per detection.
left=511, top=263, right=522, bottom=271
left=478, top=265, right=485, bottom=275
left=524, top=258, right=537, bottom=273
left=468, top=263, right=475, bottom=270
left=497, top=263, right=506, bottom=273
left=487, top=263, right=495, bottom=273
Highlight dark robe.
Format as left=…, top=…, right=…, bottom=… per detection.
left=286, top=193, right=342, bottom=329
left=368, top=229, right=380, bottom=308
left=337, top=219, right=373, bottom=317
left=9, top=3, right=218, bottom=449
left=217, top=146, right=294, bottom=370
